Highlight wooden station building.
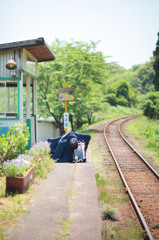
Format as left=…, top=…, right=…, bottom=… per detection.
left=0, top=38, right=55, bottom=148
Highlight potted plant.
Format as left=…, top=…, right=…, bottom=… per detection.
left=3, top=155, right=35, bottom=195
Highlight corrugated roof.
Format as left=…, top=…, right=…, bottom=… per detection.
left=0, top=38, right=55, bottom=62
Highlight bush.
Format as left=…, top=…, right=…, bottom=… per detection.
left=29, top=140, right=51, bottom=158
left=2, top=141, right=54, bottom=179
left=3, top=158, right=32, bottom=177
left=143, top=99, right=158, bottom=118
left=106, top=94, right=130, bottom=107
left=100, top=204, right=118, bottom=221
left=0, top=123, right=29, bottom=164
left=142, top=92, right=159, bottom=119
left=29, top=141, right=53, bottom=178
left=140, top=119, right=159, bottom=142
left=116, top=97, right=129, bottom=107
left=106, top=93, right=117, bottom=106
left=34, top=155, right=54, bottom=178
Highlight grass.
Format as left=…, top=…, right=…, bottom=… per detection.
left=79, top=105, right=142, bottom=132
left=0, top=183, right=34, bottom=240
left=92, top=160, right=142, bottom=239
left=35, top=155, right=55, bottom=178
left=60, top=217, right=74, bottom=237
left=96, top=105, right=142, bottom=122
left=126, top=115, right=159, bottom=166
left=54, top=216, right=74, bottom=238
left=100, top=204, right=118, bottom=221
left=67, top=186, right=75, bottom=210
left=102, top=220, right=143, bottom=240
left=54, top=217, right=74, bottom=240
left=95, top=173, right=109, bottom=187
left=95, top=172, right=129, bottom=205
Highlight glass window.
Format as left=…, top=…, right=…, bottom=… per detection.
left=26, top=54, right=37, bottom=76
left=0, top=81, right=18, bottom=118
left=23, top=83, right=33, bottom=116
left=0, top=83, right=5, bottom=117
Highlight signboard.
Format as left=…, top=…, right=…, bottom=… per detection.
left=64, top=112, right=69, bottom=129
left=59, top=88, right=74, bottom=101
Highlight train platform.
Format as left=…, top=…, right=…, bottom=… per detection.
left=6, top=149, right=102, bottom=240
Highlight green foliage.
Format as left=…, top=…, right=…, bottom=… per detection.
left=140, top=120, right=159, bottom=142
left=108, top=60, right=155, bottom=95
left=0, top=123, right=29, bottom=164
left=135, top=60, right=155, bottom=93
left=106, top=93, right=117, bottom=106
left=37, top=39, right=109, bottom=132
left=116, top=97, right=129, bottom=107
left=0, top=194, right=28, bottom=236
left=105, top=79, right=136, bottom=107
left=34, top=155, right=54, bottom=178
left=153, top=32, right=159, bottom=91
left=80, top=105, right=142, bottom=131
left=37, top=38, right=156, bottom=132
left=116, top=80, right=130, bottom=100
left=29, top=141, right=54, bottom=178
left=3, top=158, right=32, bottom=177
left=1, top=140, right=54, bottom=179
left=95, top=173, right=108, bottom=187
left=141, top=92, right=159, bottom=119
left=100, top=204, right=118, bottom=221
left=29, top=140, right=51, bottom=158
left=0, top=177, right=5, bottom=197
left=143, top=99, right=157, bottom=118
left=126, top=116, right=159, bottom=163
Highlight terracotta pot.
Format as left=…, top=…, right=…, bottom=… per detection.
left=6, top=165, right=36, bottom=195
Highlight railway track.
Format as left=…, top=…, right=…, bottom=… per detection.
left=104, top=116, right=159, bottom=240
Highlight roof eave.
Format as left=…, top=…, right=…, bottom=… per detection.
left=0, top=37, right=55, bottom=62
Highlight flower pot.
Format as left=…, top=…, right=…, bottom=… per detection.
left=6, top=165, right=36, bottom=195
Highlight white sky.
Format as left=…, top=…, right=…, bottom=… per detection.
left=0, top=0, right=159, bottom=69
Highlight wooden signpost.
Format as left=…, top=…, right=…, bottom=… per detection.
left=59, top=85, right=74, bottom=134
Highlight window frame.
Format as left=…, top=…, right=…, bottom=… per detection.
left=23, top=49, right=37, bottom=77
left=0, top=80, right=19, bottom=119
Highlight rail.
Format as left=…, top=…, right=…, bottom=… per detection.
left=104, top=115, right=154, bottom=240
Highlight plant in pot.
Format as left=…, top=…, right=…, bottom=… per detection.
left=3, top=155, right=35, bottom=195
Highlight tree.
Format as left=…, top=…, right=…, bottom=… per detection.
left=104, top=78, right=139, bottom=107
left=116, top=80, right=130, bottom=100
left=136, top=60, right=155, bottom=93
left=141, top=92, right=159, bottom=119
left=37, top=39, right=109, bottom=134
left=108, top=61, right=155, bottom=94
left=153, top=32, right=159, bottom=90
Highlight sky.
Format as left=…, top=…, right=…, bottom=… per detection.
left=0, top=0, right=159, bottom=69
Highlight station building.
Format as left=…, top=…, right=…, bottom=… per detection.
left=0, top=38, right=55, bottom=148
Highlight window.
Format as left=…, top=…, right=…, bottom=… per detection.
left=0, top=83, right=5, bottom=117
left=23, top=84, right=33, bottom=116
left=0, top=81, right=18, bottom=118
left=26, top=55, right=37, bottom=75
left=24, top=49, right=37, bottom=76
